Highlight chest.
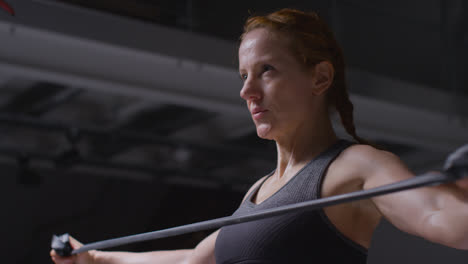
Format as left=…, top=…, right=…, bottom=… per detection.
left=252, top=161, right=362, bottom=205
left=215, top=159, right=369, bottom=263
left=251, top=159, right=378, bottom=249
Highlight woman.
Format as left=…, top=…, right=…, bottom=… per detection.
left=51, top=8, right=468, bottom=264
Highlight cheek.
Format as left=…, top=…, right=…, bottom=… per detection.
left=272, top=81, right=312, bottom=113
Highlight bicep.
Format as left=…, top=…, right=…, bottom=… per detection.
left=361, top=149, right=441, bottom=237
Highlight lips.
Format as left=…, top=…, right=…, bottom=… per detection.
left=251, top=106, right=266, bottom=114
left=251, top=107, right=267, bottom=119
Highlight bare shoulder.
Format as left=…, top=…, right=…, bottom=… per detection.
left=339, top=143, right=400, bottom=165
left=324, top=143, right=409, bottom=194
left=334, top=143, right=406, bottom=181
left=321, top=144, right=395, bottom=248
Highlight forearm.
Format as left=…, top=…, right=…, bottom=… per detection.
left=422, top=185, right=468, bottom=249
left=91, top=249, right=193, bottom=264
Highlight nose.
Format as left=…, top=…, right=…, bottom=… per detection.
left=240, top=78, right=262, bottom=101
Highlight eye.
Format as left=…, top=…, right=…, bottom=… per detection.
left=240, top=73, right=248, bottom=81
left=262, top=64, right=274, bottom=73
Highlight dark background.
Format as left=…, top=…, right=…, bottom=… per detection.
left=0, top=0, right=467, bottom=263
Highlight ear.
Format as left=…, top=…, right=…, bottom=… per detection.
left=310, top=61, right=334, bottom=95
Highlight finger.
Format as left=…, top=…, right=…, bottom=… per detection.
left=68, top=236, right=83, bottom=249
left=51, top=253, right=75, bottom=264
left=50, top=249, right=66, bottom=259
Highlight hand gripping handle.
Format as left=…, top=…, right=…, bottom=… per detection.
left=51, top=233, right=73, bottom=257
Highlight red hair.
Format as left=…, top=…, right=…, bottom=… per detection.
left=241, top=8, right=369, bottom=145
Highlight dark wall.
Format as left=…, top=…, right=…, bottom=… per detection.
left=370, top=220, right=468, bottom=264
left=0, top=164, right=244, bottom=264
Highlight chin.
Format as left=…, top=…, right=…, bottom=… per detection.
left=255, top=125, right=275, bottom=140
left=256, top=132, right=274, bottom=140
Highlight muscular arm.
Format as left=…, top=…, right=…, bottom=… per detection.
left=92, top=230, right=219, bottom=264
left=357, top=145, right=468, bottom=249
left=51, top=231, right=218, bottom=264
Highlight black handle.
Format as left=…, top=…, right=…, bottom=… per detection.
left=51, top=233, right=73, bottom=257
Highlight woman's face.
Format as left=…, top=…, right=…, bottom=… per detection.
left=239, top=28, right=322, bottom=141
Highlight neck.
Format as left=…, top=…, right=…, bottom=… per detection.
left=274, top=114, right=337, bottom=179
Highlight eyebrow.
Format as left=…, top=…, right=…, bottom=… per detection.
left=239, top=55, right=277, bottom=72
